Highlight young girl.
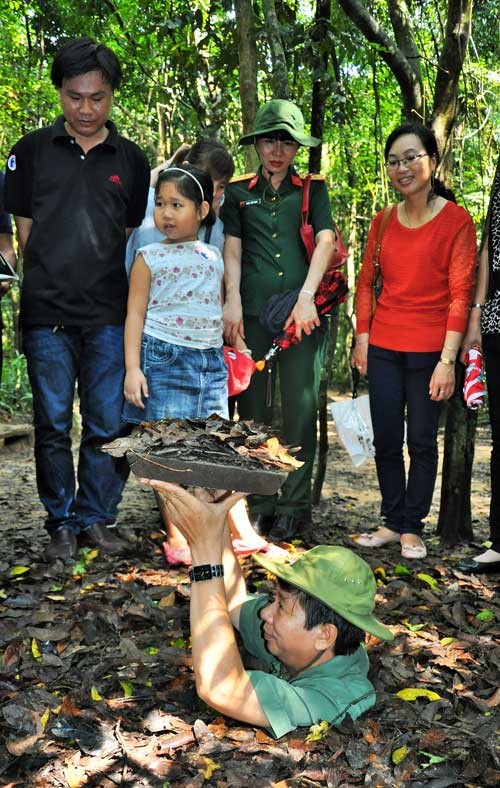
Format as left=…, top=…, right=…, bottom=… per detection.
left=123, top=166, right=228, bottom=563
left=124, top=165, right=287, bottom=565
left=123, top=165, right=228, bottom=424
left=124, top=140, right=234, bottom=274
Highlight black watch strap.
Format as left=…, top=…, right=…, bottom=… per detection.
left=189, top=564, right=224, bottom=582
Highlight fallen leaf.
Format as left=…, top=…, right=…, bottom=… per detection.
left=417, top=573, right=440, bottom=591
left=40, top=707, right=50, bottom=730
left=306, top=720, right=329, bottom=742
left=91, top=686, right=103, bottom=701
left=201, top=756, right=221, bottom=779
left=120, top=680, right=134, bottom=698
left=396, top=688, right=442, bottom=702
left=10, top=566, right=30, bottom=576
left=476, top=609, right=495, bottom=622
left=64, top=763, right=88, bottom=787
left=392, top=745, right=410, bottom=764
left=31, top=639, right=42, bottom=663
left=5, top=732, right=42, bottom=756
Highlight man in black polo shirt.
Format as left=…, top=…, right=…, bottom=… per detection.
left=4, top=38, right=150, bottom=563
left=0, top=171, right=17, bottom=388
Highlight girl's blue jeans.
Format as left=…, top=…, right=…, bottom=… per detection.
left=23, top=325, right=129, bottom=534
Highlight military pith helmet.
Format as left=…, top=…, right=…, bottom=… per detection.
left=238, top=99, right=321, bottom=148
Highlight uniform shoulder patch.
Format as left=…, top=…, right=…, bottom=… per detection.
left=229, top=172, right=256, bottom=183
left=7, top=154, right=16, bottom=171
left=304, top=173, right=325, bottom=181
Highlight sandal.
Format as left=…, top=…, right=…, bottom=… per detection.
left=401, top=538, right=427, bottom=560
left=232, top=539, right=290, bottom=559
left=352, top=529, right=401, bottom=548
left=163, top=542, right=192, bottom=567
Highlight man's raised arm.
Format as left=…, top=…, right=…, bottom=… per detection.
left=143, top=481, right=269, bottom=727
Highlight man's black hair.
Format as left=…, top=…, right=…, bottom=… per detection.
left=51, top=37, right=122, bottom=90
left=277, top=579, right=365, bottom=656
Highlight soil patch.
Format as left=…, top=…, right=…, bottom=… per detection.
left=0, top=416, right=498, bottom=787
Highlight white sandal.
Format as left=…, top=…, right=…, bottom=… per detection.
left=401, top=537, right=427, bottom=559
left=352, top=529, right=401, bottom=548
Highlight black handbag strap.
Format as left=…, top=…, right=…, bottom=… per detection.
left=352, top=366, right=360, bottom=398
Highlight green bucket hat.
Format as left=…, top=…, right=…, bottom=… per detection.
left=254, top=545, right=393, bottom=641
left=238, top=99, right=321, bottom=148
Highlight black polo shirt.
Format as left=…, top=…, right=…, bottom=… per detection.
left=4, top=116, right=150, bottom=327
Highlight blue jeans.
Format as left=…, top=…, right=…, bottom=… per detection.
left=23, top=325, right=129, bottom=534
left=122, top=334, right=228, bottom=423
left=368, top=345, right=442, bottom=535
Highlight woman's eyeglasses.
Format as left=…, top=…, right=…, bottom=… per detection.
left=385, top=153, right=429, bottom=171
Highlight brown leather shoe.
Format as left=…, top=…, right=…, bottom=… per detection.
left=45, top=527, right=78, bottom=564
left=82, top=523, right=128, bottom=555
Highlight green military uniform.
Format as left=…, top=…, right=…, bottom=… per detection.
left=239, top=595, right=376, bottom=739
left=221, top=166, right=334, bottom=517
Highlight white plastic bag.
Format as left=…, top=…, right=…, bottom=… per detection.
left=330, top=395, right=375, bottom=467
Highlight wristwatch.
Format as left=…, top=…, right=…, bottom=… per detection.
left=188, top=564, right=224, bottom=582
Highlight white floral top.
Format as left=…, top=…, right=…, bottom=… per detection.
left=141, top=241, right=224, bottom=349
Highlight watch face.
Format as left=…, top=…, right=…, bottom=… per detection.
left=190, top=564, right=224, bottom=582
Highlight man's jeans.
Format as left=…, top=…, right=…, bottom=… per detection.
left=23, top=325, right=129, bottom=534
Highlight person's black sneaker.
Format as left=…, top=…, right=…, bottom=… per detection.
left=45, top=527, right=78, bottom=564
left=456, top=557, right=500, bottom=575
left=251, top=514, right=276, bottom=536
left=81, top=523, right=128, bottom=555
left=268, top=514, right=311, bottom=543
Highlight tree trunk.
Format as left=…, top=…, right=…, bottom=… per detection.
left=337, top=0, right=475, bottom=542
left=234, top=0, right=260, bottom=172
left=262, top=0, right=289, bottom=99
left=312, top=311, right=340, bottom=505
left=308, top=0, right=331, bottom=174
left=336, top=0, right=423, bottom=119
left=431, top=0, right=473, bottom=157
left=437, top=364, right=476, bottom=545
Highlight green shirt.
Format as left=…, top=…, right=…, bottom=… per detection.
left=220, top=168, right=334, bottom=316
left=239, top=595, right=376, bottom=739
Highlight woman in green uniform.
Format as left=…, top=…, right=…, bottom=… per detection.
left=221, top=100, right=337, bottom=542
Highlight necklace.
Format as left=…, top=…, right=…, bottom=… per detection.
left=403, top=199, right=435, bottom=228
left=262, top=180, right=281, bottom=207
left=261, top=169, right=284, bottom=207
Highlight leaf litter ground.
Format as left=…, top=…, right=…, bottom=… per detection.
left=0, top=418, right=498, bottom=788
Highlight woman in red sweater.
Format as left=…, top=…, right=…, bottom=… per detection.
left=351, top=123, right=476, bottom=559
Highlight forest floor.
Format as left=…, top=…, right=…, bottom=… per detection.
left=0, top=407, right=499, bottom=788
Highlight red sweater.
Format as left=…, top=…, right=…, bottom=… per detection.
left=356, top=201, right=477, bottom=352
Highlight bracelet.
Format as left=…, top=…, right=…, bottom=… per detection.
left=300, top=288, right=315, bottom=297
left=471, top=303, right=484, bottom=310
left=188, top=564, right=224, bottom=583
left=439, top=357, right=454, bottom=366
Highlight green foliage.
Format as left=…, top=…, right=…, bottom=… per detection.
left=0, top=351, right=32, bottom=415
left=1, top=0, right=500, bottom=401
